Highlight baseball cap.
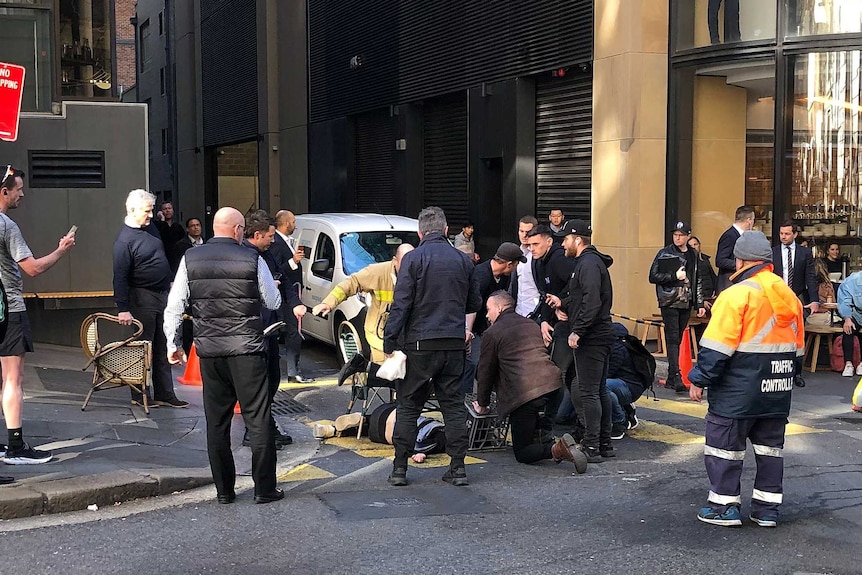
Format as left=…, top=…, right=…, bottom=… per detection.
left=672, top=221, right=692, bottom=234
left=494, top=242, right=527, bottom=263
left=553, top=219, right=592, bottom=238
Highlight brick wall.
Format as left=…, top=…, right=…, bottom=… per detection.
left=115, top=0, right=137, bottom=93
left=218, top=142, right=258, bottom=177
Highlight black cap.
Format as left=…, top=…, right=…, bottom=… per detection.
left=553, top=219, right=592, bottom=238
left=671, top=220, right=692, bottom=234
left=494, top=242, right=527, bottom=263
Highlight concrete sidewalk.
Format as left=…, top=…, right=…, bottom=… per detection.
left=0, top=344, right=323, bottom=519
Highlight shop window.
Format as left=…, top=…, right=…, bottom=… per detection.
left=675, top=0, right=776, bottom=51
left=0, top=6, right=53, bottom=112
left=789, top=51, right=862, bottom=263
left=59, top=0, right=113, bottom=98
left=216, top=141, right=259, bottom=213
left=786, top=0, right=862, bottom=37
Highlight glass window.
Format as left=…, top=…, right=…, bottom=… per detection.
left=0, top=6, right=52, bottom=112
left=340, top=232, right=420, bottom=275
left=216, top=140, right=259, bottom=212
left=139, top=18, right=150, bottom=72
left=786, top=0, right=862, bottom=37
left=675, top=0, right=777, bottom=51
left=59, top=0, right=113, bottom=98
left=789, top=51, right=862, bottom=264
left=313, top=234, right=335, bottom=281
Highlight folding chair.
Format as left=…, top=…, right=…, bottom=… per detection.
left=337, top=322, right=393, bottom=437
left=80, top=313, right=153, bottom=414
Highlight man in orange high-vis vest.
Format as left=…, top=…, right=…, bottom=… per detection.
left=689, top=231, right=804, bottom=528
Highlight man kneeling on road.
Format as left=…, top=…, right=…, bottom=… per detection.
left=473, top=291, right=587, bottom=473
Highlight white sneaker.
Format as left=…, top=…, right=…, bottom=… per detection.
left=856, top=363, right=862, bottom=376
left=842, top=361, right=854, bottom=376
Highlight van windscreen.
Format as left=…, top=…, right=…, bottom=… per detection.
left=341, top=231, right=420, bottom=275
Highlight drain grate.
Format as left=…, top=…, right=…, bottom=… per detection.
left=272, top=391, right=308, bottom=415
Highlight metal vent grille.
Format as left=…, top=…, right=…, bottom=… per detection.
left=535, top=71, right=593, bottom=223
left=27, top=150, right=106, bottom=188
left=201, top=0, right=257, bottom=147
left=271, top=391, right=308, bottom=415
left=423, top=92, right=468, bottom=229
left=309, top=0, right=593, bottom=123
left=354, top=109, right=396, bottom=213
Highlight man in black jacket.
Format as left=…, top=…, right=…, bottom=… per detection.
left=243, top=210, right=306, bottom=450
left=548, top=219, right=615, bottom=463
left=271, top=210, right=312, bottom=383
left=383, top=206, right=482, bottom=487
left=163, top=207, right=284, bottom=504
left=170, top=217, right=203, bottom=275
left=460, top=242, right=524, bottom=393
left=715, top=206, right=754, bottom=293
left=648, top=220, right=706, bottom=393
left=772, top=221, right=820, bottom=314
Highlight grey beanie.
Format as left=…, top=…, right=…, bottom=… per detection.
left=733, top=231, right=773, bottom=263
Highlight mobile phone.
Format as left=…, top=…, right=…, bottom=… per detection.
left=66, top=225, right=78, bottom=237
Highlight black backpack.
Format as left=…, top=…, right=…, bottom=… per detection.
left=621, top=334, right=657, bottom=400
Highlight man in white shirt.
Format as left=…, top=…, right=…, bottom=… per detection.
left=272, top=210, right=313, bottom=383
left=510, top=215, right=541, bottom=318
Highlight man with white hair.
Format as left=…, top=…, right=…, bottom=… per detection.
left=112, top=189, right=188, bottom=409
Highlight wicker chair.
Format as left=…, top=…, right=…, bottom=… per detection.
left=80, top=313, right=152, bottom=414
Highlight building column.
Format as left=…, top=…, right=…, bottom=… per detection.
left=592, top=0, right=669, bottom=319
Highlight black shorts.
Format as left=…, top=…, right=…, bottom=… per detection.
left=0, top=312, right=34, bottom=357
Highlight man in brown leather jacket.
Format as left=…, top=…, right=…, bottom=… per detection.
left=473, top=291, right=586, bottom=473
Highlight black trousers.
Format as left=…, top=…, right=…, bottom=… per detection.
left=571, top=344, right=612, bottom=450
left=200, top=353, right=276, bottom=497
left=282, top=312, right=303, bottom=377
left=265, top=336, right=282, bottom=435
left=550, top=320, right=578, bottom=421
left=128, top=288, right=177, bottom=402
left=708, top=0, right=740, bottom=44
left=509, top=394, right=555, bottom=464
left=661, top=306, right=691, bottom=383
left=393, top=349, right=468, bottom=467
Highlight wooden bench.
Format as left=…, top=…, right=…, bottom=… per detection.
left=803, top=324, right=843, bottom=373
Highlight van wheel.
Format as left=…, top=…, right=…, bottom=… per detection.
left=336, top=320, right=365, bottom=365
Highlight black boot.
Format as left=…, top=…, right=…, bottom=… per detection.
left=338, top=352, right=368, bottom=386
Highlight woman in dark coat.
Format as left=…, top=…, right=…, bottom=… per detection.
left=688, top=236, right=717, bottom=304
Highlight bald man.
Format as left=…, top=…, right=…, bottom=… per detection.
left=272, top=209, right=313, bottom=382
left=164, top=207, right=284, bottom=505
left=313, top=242, right=415, bottom=383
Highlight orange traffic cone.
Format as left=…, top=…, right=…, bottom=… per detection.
left=679, top=327, right=694, bottom=389
left=234, top=402, right=241, bottom=414
left=177, top=344, right=202, bottom=386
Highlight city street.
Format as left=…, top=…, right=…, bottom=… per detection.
left=1, top=340, right=860, bottom=575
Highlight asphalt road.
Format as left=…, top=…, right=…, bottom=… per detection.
left=1, top=340, right=860, bottom=575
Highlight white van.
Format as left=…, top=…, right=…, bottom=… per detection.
left=293, top=213, right=419, bottom=363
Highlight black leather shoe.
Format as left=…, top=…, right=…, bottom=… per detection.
left=217, top=491, right=236, bottom=504
left=288, top=375, right=315, bottom=384
left=338, top=353, right=368, bottom=386
left=795, top=375, right=806, bottom=388
left=388, top=466, right=408, bottom=486
left=0, top=476, right=14, bottom=485
left=441, top=466, right=469, bottom=486
left=254, top=488, right=285, bottom=504
left=275, top=432, right=293, bottom=449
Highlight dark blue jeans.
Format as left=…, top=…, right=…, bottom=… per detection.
left=606, top=378, right=633, bottom=425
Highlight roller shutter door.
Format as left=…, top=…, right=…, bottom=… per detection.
left=423, top=92, right=468, bottom=228
left=355, top=109, right=396, bottom=213
left=535, top=72, right=593, bottom=223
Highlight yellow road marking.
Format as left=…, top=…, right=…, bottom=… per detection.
left=626, top=420, right=704, bottom=445
left=634, top=397, right=827, bottom=436
left=278, top=378, right=338, bottom=390
left=278, top=463, right=335, bottom=482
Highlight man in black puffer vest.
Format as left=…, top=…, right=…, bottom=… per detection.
left=164, top=207, right=286, bottom=505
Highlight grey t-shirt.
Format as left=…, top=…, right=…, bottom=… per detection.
left=0, top=213, right=34, bottom=312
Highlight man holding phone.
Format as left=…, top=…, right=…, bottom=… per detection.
left=272, top=210, right=313, bottom=383
left=0, top=165, right=75, bottom=466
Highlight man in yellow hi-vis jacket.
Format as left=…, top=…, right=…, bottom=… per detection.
left=313, top=243, right=414, bottom=380
left=689, top=231, right=804, bottom=529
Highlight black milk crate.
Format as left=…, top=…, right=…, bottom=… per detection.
left=464, top=393, right=509, bottom=451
